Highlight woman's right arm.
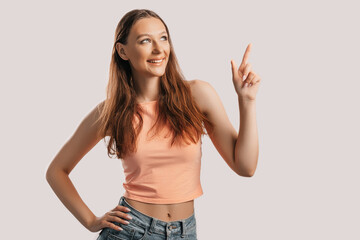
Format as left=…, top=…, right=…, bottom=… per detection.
left=45, top=101, right=105, bottom=230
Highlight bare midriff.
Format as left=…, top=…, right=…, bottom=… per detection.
left=124, top=197, right=194, bottom=222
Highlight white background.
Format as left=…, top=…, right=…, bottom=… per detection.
left=1, top=0, right=359, bottom=239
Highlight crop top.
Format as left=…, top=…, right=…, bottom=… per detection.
left=120, top=100, right=203, bottom=204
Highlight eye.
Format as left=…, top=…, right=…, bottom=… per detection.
left=140, top=36, right=168, bottom=44
left=140, top=38, right=150, bottom=44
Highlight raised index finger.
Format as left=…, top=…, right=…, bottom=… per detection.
left=241, top=43, right=252, bottom=67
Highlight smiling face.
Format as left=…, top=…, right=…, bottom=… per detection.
left=116, top=17, right=170, bottom=79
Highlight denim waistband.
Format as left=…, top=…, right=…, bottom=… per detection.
left=118, top=196, right=196, bottom=237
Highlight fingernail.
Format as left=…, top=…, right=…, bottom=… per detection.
left=245, top=83, right=248, bottom=87
left=124, top=221, right=129, bottom=224
left=126, top=208, right=131, bottom=211
left=127, top=215, right=133, bottom=219
left=118, top=227, right=123, bottom=231
left=243, top=75, right=247, bottom=81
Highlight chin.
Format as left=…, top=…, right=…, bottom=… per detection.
left=149, top=69, right=166, bottom=77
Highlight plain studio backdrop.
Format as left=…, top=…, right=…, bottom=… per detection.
left=1, top=0, right=359, bottom=239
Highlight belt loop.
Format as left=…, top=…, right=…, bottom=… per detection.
left=147, top=218, right=156, bottom=235
left=181, top=220, right=186, bottom=238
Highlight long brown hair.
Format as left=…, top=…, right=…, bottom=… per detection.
left=96, top=9, right=214, bottom=159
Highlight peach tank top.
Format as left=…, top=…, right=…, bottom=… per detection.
left=120, top=100, right=203, bottom=204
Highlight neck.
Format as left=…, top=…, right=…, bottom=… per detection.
left=132, top=71, right=160, bottom=103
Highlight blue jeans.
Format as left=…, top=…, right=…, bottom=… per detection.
left=96, top=196, right=198, bottom=240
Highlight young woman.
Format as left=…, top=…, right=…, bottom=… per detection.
left=46, top=9, right=261, bottom=240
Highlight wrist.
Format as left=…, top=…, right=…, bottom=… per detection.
left=238, top=96, right=256, bottom=106
left=85, top=214, right=98, bottom=230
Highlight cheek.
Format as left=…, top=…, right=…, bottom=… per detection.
left=130, top=52, right=147, bottom=67
left=165, top=44, right=171, bottom=53
left=138, top=51, right=152, bottom=62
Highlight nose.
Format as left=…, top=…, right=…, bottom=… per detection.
left=151, top=40, right=163, bottom=53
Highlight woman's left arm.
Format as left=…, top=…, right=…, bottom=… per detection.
left=191, top=43, right=261, bottom=177
left=231, top=43, right=261, bottom=177
left=235, top=97, right=258, bottom=177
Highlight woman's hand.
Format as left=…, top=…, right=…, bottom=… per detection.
left=87, top=205, right=132, bottom=232
left=231, top=43, right=262, bottom=102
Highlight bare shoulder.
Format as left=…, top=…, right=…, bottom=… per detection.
left=96, top=100, right=112, bottom=137
left=46, top=100, right=107, bottom=175
left=188, top=79, right=216, bottom=115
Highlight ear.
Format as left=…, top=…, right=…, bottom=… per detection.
left=116, top=43, right=129, bottom=61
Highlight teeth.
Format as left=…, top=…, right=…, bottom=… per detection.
left=148, top=58, right=164, bottom=63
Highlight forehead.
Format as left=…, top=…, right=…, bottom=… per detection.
left=130, top=17, right=167, bottom=37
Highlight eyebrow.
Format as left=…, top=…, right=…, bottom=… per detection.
left=136, top=31, right=168, bottom=40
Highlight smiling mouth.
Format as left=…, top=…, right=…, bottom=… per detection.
left=147, top=57, right=165, bottom=64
